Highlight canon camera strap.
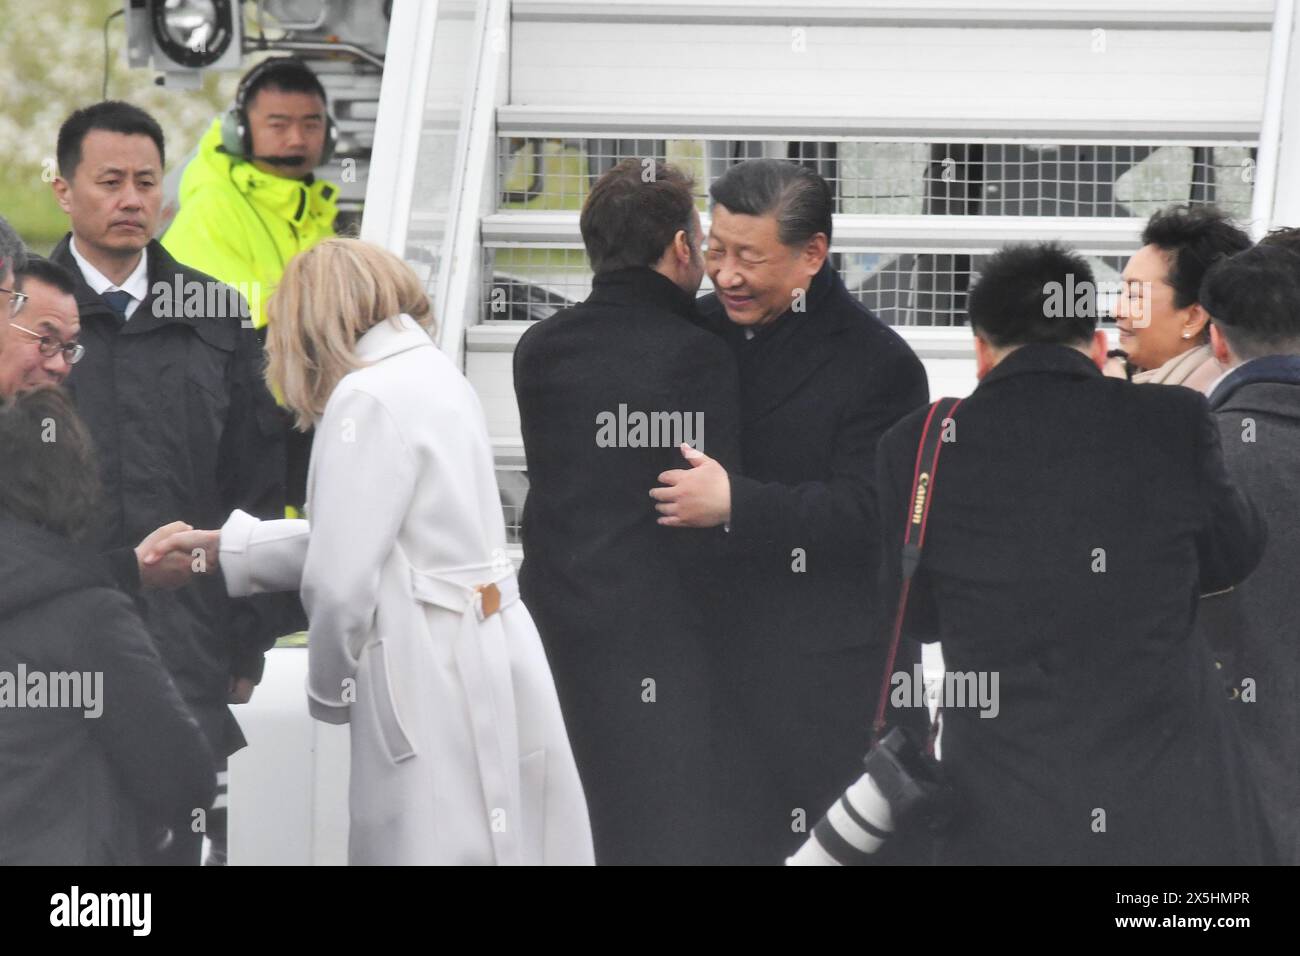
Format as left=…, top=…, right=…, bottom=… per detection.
left=871, top=396, right=963, bottom=751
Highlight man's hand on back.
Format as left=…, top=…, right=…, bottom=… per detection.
left=651, top=443, right=732, bottom=528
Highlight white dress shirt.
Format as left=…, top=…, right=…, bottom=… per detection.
left=68, top=237, right=149, bottom=320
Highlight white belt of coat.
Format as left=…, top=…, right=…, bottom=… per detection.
left=408, top=564, right=523, bottom=866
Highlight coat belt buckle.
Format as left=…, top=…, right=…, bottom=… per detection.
left=474, top=582, right=501, bottom=619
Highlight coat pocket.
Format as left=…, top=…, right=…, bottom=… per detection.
left=363, top=641, right=417, bottom=764
left=519, top=748, right=547, bottom=864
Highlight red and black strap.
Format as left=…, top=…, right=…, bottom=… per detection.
left=871, top=397, right=963, bottom=751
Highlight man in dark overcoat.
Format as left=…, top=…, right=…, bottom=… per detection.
left=652, top=159, right=929, bottom=863
left=875, top=242, right=1267, bottom=864
left=514, top=159, right=742, bottom=864
left=49, top=101, right=287, bottom=865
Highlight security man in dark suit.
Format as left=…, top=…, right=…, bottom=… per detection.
left=49, top=101, right=286, bottom=865
left=652, top=159, right=929, bottom=863
left=875, top=241, right=1268, bottom=864
left=514, top=159, right=742, bottom=864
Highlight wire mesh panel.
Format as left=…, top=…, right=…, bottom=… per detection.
left=488, top=136, right=1241, bottom=326
left=499, top=138, right=712, bottom=209
left=930, top=144, right=1255, bottom=219
left=482, top=247, right=593, bottom=321
left=839, top=252, right=1128, bottom=327
left=481, top=246, right=1128, bottom=328
left=497, top=137, right=1256, bottom=219
left=481, top=247, right=729, bottom=321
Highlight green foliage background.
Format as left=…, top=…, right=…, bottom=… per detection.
left=0, top=0, right=240, bottom=253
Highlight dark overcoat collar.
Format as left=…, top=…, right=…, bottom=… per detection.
left=1209, top=354, right=1300, bottom=409
left=975, top=342, right=1103, bottom=391
left=586, top=266, right=700, bottom=323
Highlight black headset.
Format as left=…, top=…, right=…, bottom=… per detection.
left=220, top=56, right=338, bottom=165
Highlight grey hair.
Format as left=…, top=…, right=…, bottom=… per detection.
left=0, top=215, right=27, bottom=280
left=708, top=158, right=834, bottom=246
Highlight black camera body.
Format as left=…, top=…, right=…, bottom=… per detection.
left=864, top=726, right=957, bottom=833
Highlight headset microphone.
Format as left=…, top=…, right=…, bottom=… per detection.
left=252, top=155, right=310, bottom=168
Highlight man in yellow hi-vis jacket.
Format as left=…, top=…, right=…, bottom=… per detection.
left=164, top=57, right=339, bottom=513
left=163, top=57, right=337, bottom=866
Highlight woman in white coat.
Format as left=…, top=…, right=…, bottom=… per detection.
left=215, top=238, right=592, bottom=865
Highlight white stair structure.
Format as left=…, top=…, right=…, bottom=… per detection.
left=361, top=0, right=1296, bottom=552
left=232, top=0, right=1300, bottom=864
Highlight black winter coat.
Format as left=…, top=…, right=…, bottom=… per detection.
left=877, top=344, right=1268, bottom=864
left=1198, top=355, right=1300, bottom=864
left=694, top=260, right=930, bottom=864
left=0, top=515, right=215, bottom=864
left=515, top=267, right=743, bottom=864
left=51, top=236, right=288, bottom=757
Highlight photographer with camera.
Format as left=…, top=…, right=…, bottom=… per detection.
left=797, top=242, right=1269, bottom=865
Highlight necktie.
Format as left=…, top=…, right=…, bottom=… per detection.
left=103, top=289, right=133, bottom=322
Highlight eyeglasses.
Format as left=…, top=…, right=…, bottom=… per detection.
left=8, top=323, right=85, bottom=365
left=0, top=286, right=28, bottom=318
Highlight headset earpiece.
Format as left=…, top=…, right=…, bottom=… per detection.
left=219, top=106, right=249, bottom=159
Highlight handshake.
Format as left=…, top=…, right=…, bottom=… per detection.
left=133, top=522, right=222, bottom=591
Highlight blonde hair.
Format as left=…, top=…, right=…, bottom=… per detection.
left=265, top=238, right=435, bottom=429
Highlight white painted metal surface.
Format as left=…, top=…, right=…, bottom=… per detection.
left=359, top=0, right=440, bottom=253
left=434, top=0, right=512, bottom=364
left=495, top=105, right=1264, bottom=144
left=482, top=211, right=1149, bottom=252
left=1250, top=0, right=1298, bottom=237
left=513, top=0, right=1274, bottom=29
left=510, top=23, right=1269, bottom=134
left=228, top=649, right=350, bottom=866
left=1267, top=8, right=1300, bottom=230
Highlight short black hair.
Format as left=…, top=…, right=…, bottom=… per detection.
left=1140, top=205, right=1251, bottom=310
left=57, top=101, right=165, bottom=180
left=1200, top=244, right=1300, bottom=360
left=579, top=159, right=698, bottom=275
left=0, top=387, right=101, bottom=542
left=16, top=257, right=78, bottom=298
left=242, top=58, right=328, bottom=111
left=709, top=158, right=833, bottom=246
left=967, top=242, right=1097, bottom=348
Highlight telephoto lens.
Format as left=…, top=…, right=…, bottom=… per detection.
left=786, top=771, right=896, bottom=865
left=786, top=726, right=953, bottom=865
